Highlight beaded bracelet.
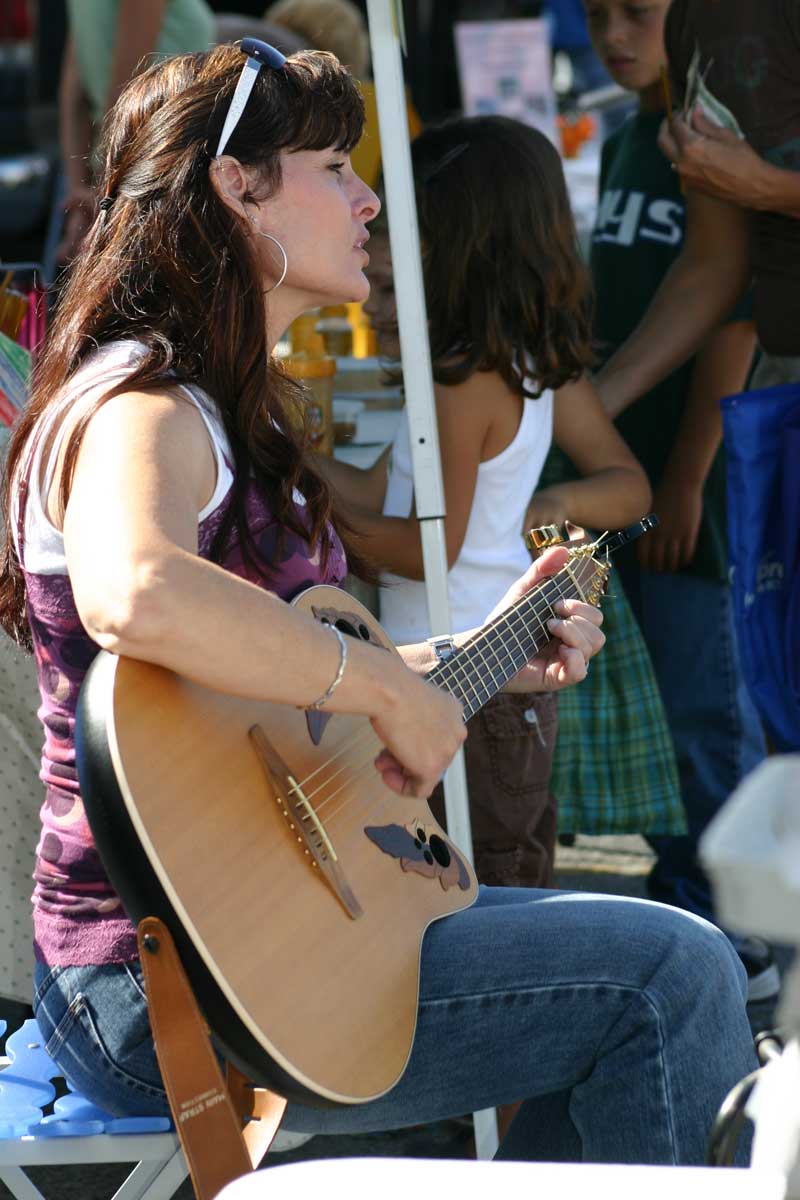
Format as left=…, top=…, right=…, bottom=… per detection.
left=304, top=625, right=348, bottom=710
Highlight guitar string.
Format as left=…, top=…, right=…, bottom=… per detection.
left=291, top=559, right=597, bottom=806
left=305, top=734, right=383, bottom=810
left=298, top=567, right=581, bottom=806
left=295, top=566, right=593, bottom=824
left=323, top=758, right=400, bottom=830
left=313, top=548, right=612, bottom=833
left=290, top=564, right=591, bottom=811
left=313, top=574, right=588, bottom=830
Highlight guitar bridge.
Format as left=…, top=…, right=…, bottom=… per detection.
left=249, top=724, right=363, bottom=920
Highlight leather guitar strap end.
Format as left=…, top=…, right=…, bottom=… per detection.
left=138, top=916, right=264, bottom=1200
left=227, top=1063, right=288, bottom=1167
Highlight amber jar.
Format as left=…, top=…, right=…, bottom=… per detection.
left=283, top=353, right=337, bottom=456
left=289, top=309, right=325, bottom=356
left=316, top=304, right=353, bottom=358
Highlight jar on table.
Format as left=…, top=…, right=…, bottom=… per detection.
left=289, top=309, right=325, bottom=356
left=315, top=305, right=353, bottom=358
left=283, top=353, right=337, bottom=456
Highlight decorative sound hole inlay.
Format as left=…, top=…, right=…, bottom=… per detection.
left=364, top=820, right=471, bottom=891
left=306, top=606, right=389, bottom=746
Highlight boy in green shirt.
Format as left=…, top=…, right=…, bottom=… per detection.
left=582, top=0, right=775, bottom=1000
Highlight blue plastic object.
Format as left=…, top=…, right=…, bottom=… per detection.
left=723, top=382, right=800, bottom=750
left=0, top=1018, right=172, bottom=1138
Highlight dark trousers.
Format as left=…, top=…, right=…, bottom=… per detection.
left=430, top=691, right=558, bottom=888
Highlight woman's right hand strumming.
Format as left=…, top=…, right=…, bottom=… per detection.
left=369, top=663, right=465, bottom=800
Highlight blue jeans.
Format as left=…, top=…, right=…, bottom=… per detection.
left=34, top=887, right=756, bottom=1164
left=617, top=570, right=766, bottom=938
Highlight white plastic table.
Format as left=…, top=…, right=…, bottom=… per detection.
left=216, top=1157, right=787, bottom=1200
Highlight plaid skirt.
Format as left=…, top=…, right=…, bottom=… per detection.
left=537, top=447, right=685, bottom=836
left=552, top=576, right=686, bottom=835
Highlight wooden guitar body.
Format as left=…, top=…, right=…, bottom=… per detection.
left=77, top=519, right=656, bottom=1110
left=76, top=586, right=479, bottom=1109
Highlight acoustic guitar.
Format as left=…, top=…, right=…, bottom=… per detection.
left=76, top=518, right=655, bottom=1109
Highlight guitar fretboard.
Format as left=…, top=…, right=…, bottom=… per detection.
left=426, top=565, right=588, bottom=721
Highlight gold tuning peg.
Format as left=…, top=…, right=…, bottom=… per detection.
left=524, top=524, right=564, bottom=554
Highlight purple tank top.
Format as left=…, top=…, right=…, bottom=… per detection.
left=20, top=362, right=346, bottom=966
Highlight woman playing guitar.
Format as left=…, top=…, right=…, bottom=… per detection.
left=0, top=39, right=755, bottom=1164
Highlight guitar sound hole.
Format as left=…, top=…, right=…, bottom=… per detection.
left=334, top=618, right=358, bottom=638
left=428, top=835, right=451, bottom=869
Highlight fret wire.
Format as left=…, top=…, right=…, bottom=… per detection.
left=487, top=570, right=574, bottom=665
left=481, top=628, right=512, bottom=688
left=441, top=649, right=487, bottom=716
left=431, top=558, right=598, bottom=709
left=474, top=564, right=587, bottom=652
left=451, top=661, right=493, bottom=719
left=491, top=571, right=578, bottom=667
left=492, top=640, right=526, bottom=688
left=486, top=609, right=542, bottom=665
left=441, top=672, right=474, bottom=715
left=476, top=569, right=584, bottom=690
left=472, top=641, right=509, bottom=709
left=435, top=569, right=573, bottom=700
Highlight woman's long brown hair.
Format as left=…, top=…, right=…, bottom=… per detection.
left=1, top=44, right=368, bottom=649
left=412, top=115, right=595, bottom=398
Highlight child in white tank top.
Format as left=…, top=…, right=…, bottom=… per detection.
left=317, top=116, right=650, bottom=894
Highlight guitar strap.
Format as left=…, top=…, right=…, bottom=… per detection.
left=138, top=916, right=287, bottom=1200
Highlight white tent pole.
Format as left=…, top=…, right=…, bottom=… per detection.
left=366, top=0, right=499, bottom=1161
left=365, top=0, right=474, bottom=855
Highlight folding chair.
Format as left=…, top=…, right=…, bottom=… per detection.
left=0, top=1017, right=186, bottom=1200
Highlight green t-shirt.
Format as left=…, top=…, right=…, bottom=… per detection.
left=67, top=0, right=215, bottom=123
left=590, top=110, right=747, bottom=582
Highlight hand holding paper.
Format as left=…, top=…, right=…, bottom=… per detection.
left=658, top=109, right=772, bottom=209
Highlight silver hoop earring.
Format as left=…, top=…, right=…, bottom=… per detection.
left=249, top=221, right=288, bottom=292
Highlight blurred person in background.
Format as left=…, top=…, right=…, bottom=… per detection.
left=545, top=0, right=609, bottom=95
left=591, top=0, right=800, bottom=988
left=563, top=0, right=771, bottom=1000
left=57, top=0, right=215, bottom=264
left=595, top=0, right=800, bottom=406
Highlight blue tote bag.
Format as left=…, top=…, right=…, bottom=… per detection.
left=723, top=383, right=800, bottom=750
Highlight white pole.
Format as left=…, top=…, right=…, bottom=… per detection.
left=365, top=0, right=499, bottom=1160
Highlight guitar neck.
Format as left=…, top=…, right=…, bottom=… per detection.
left=426, top=565, right=585, bottom=721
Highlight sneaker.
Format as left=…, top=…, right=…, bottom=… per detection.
left=738, top=936, right=781, bottom=1003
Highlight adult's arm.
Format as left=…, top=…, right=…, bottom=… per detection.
left=60, top=389, right=465, bottom=798
left=105, top=0, right=168, bottom=111
left=58, top=36, right=93, bottom=198
left=594, top=188, right=752, bottom=419
left=59, top=391, right=599, bottom=788
left=57, top=36, right=95, bottom=262
left=661, top=113, right=800, bottom=220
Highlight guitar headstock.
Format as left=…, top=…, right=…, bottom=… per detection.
left=561, top=516, right=659, bottom=608
left=525, top=515, right=657, bottom=609
left=564, top=541, right=611, bottom=608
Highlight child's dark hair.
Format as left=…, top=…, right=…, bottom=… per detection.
left=412, top=115, right=594, bottom=398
